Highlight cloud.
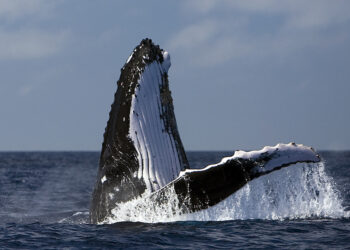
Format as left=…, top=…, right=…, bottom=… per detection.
left=0, top=29, right=69, bottom=60
left=167, top=18, right=262, bottom=67
left=0, top=0, right=58, bottom=20
left=182, top=0, right=217, bottom=14
left=167, top=20, right=219, bottom=50
left=185, top=0, right=350, bottom=29
left=0, top=0, right=69, bottom=60
left=170, top=0, right=350, bottom=67
left=18, top=85, right=34, bottom=96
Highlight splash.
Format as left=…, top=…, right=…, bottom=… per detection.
left=59, top=211, right=90, bottom=224
left=187, top=162, right=347, bottom=221
left=104, top=162, right=348, bottom=224
left=103, top=185, right=184, bottom=224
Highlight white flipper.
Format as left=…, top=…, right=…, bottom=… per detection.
left=180, top=143, right=320, bottom=178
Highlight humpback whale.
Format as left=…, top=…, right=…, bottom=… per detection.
left=90, top=39, right=320, bottom=224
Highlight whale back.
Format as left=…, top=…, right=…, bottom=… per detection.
left=90, top=39, right=189, bottom=223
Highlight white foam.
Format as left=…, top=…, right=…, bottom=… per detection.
left=105, top=162, right=348, bottom=224
left=186, top=162, right=346, bottom=221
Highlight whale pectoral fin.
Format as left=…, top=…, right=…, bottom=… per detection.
left=151, top=143, right=320, bottom=214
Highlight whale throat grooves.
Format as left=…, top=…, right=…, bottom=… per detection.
left=90, top=39, right=189, bottom=223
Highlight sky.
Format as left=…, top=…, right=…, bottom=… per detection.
left=1, top=0, right=350, bottom=151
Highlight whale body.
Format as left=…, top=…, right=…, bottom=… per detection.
left=90, top=39, right=320, bottom=224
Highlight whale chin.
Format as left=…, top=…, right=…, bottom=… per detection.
left=89, top=39, right=321, bottom=224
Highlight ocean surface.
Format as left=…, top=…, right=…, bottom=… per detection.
left=0, top=151, right=349, bottom=249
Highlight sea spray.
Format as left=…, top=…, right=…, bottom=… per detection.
left=187, top=162, right=346, bottom=221
left=104, top=162, right=348, bottom=223
left=105, top=185, right=184, bottom=224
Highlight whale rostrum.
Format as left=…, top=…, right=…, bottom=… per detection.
left=90, top=39, right=320, bottom=224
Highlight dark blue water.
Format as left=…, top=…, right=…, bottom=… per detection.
left=1, top=151, right=349, bottom=249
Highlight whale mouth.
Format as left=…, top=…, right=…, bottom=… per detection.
left=90, top=39, right=322, bottom=224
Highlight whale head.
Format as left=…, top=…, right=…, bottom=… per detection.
left=90, top=39, right=188, bottom=223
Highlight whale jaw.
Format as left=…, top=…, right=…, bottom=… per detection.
left=90, top=39, right=188, bottom=224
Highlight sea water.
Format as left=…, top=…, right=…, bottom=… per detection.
left=0, top=151, right=349, bottom=249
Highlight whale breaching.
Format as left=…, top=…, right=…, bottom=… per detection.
left=90, top=39, right=320, bottom=224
